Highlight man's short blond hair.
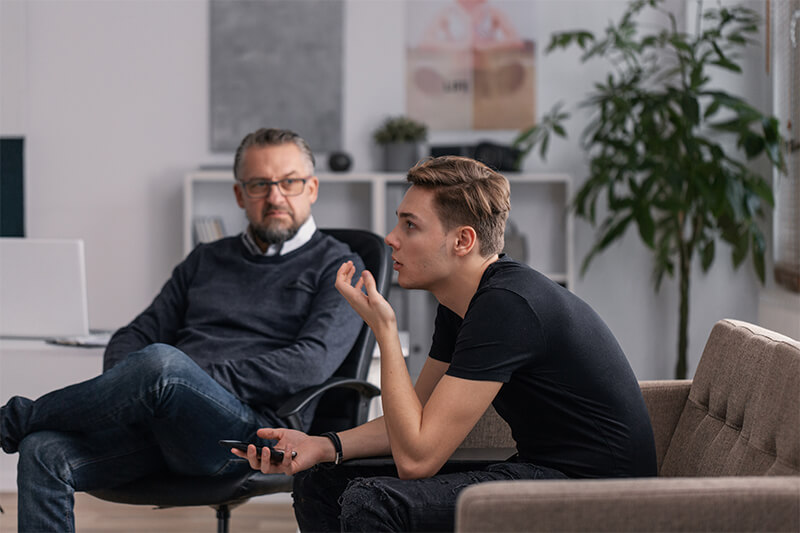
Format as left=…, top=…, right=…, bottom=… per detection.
left=407, top=156, right=510, bottom=257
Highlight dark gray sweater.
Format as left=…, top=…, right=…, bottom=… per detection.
left=103, top=231, right=364, bottom=428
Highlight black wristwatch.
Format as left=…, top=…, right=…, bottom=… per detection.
left=321, top=431, right=343, bottom=465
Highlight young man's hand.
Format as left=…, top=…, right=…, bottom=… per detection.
left=335, top=261, right=397, bottom=337
left=228, top=428, right=334, bottom=475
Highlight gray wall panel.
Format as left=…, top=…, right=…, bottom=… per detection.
left=210, top=0, right=343, bottom=152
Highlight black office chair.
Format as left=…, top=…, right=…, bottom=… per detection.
left=88, top=228, right=391, bottom=533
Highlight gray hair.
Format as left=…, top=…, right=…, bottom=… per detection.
left=233, top=128, right=315, bottom=180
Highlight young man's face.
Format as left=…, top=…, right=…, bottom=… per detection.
left=385, top=185, right=455, bottom=291
left=234, top=143, right=318, bottom=250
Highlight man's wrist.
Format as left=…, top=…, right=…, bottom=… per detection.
left=321, top=431, right=343, bottom=465
left=374, top=318, right=398, bottom=340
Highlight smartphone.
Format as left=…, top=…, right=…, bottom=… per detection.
left=218, top=439, right=288, bottom=464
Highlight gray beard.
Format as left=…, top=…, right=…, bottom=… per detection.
left=251, top=224, right=299, bottom=247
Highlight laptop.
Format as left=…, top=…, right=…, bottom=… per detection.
left=0, top=238, right=91, bottom=339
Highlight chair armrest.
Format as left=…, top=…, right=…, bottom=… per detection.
left=456, top=476, right=800, bottom=532
left=639, top=379, right=690, bottom=471
left=276, top=378, right=381, bottom=429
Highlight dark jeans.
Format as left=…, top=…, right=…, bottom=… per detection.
left=0, top=343, right=280, bottom=532
left=293, top=458, right=568, bottom=532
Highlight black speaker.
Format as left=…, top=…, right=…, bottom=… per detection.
left=1, top=137, right=25, bottom=237
left=472, top=142, right=521, bottom=171
left=430, top=142, right=521, bottom=171
left=429, top=144, right=475, bottom=158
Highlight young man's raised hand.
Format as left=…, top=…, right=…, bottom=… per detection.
left=335, top=261, right=396, bottom=338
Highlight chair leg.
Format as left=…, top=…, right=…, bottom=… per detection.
left=216, top=504, right=231, bottom=533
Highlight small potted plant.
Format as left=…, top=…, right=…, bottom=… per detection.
left=373, top=116, right=428, bottom=172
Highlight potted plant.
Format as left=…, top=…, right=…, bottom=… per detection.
left=373, top=116, right=428, bottom=172
left=516, top=0, right=786, bottom=378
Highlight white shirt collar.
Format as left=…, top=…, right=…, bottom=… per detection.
left=241, top=216, right=317, bottom=256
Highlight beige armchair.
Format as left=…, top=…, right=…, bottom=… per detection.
left=455, top=319, right=800, bottom=532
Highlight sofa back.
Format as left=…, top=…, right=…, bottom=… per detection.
left=659, top=319, right=800, bottom=477
left=460, top=404, right=514, bottom=449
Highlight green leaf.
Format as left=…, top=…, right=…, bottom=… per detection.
left=704, top=99, right=721, bottom=119
left=710, top=58, right=742, bottom=74
left=635, top=205, right=656, bottom=248
left=701, top=240, right=715, bottom=271
left=752, top=233, right=766, bottom=283
left=682, top=95, right=700, bottom=125
left=576, top=31, right=596, bottom=49
left=599, top=214, right=634, bottom=249
left=726, top=33, right=746, bottom=45
left=731, top=232, right=749, bottom=267
left=762, top=116, right=779, bottom=143
left=580, top=214, right=634, bottom=276
left=742, top=133, right=765, bottom=158
left=539, top=135, right=550, bottom=160
left=710, top=118, right=744, bottom=132
left=744, top=191, right=761, bottom=216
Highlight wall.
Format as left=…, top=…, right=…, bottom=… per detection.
left=0, top=0, right=780, bottom=383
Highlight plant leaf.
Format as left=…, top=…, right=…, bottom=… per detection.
left=752, top=233, right=766, bottom=282
left=701, top=240, right=715, bottom=271
left=742, top=133, right=765, bottom=158
left=635, top=204, right=656, bottom=248
left=731, top=232, right=749, bottom=267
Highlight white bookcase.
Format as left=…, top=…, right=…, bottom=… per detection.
left=183, top=171, right=573, bottom=378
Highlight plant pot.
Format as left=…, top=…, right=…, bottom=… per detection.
left=381, top=142, right=420, bottom=172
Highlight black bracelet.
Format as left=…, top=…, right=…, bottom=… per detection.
left=321, top=431, right=343, bottom=465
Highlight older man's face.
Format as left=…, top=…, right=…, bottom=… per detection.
left=234, top=143, right=318, bottom=251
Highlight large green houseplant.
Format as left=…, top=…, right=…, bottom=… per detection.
left=515, top=0, right=785, bottom=378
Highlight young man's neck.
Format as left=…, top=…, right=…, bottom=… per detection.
left=432, top=254, right=499, bottom=318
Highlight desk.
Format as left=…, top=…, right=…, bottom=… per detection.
left=0, top=339, right=103, bottom=491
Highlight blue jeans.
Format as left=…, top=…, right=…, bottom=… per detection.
left=292, top=459, right=568, bottom=532
left=0, top=343, right=280, bottom=533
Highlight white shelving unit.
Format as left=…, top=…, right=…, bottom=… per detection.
left=184, top=170, right=573, bottom=377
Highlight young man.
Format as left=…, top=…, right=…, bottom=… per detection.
left=234, top=156, right=657, bottom=532
left=0, top=128, right=364, bottom=532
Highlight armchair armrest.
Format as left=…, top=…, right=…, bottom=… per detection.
left=639, top=379, right=691, bottom=470
left=456, top=476, right=800, bottom=532
left=276, top=377, right=381, bottom=429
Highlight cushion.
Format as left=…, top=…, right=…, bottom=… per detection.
left=660, top=319, right=800, bottom=477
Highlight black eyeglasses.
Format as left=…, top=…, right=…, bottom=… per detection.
left=237, top=177, right=309, bottom=198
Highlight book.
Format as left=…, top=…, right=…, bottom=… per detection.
left=194, top=216, right=226, bottom=244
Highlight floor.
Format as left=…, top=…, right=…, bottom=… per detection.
left=0, top=492, right=298, bottom=532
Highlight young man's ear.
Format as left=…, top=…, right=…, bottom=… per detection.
left=453, top=226, right=478, bottom=256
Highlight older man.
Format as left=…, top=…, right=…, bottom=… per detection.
left=0, top=128, right=364, bottom=533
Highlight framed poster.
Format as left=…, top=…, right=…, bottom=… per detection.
left=406, top=0, right=536, bottom=131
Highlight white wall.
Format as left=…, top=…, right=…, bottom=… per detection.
left=0, top=0, right=781, bottom=382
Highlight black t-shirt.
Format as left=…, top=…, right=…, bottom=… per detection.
left=430, top=257, right=657, bottom=478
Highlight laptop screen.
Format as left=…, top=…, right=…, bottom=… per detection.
left=0, top=238, right=90, bottom=338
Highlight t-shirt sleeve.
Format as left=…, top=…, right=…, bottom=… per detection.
left=429, top=304, right=462, bottom=363
left=445, top=289, right=544, bottom=383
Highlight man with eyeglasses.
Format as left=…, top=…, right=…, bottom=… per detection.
left=0, top=128, right=365, bottom=533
